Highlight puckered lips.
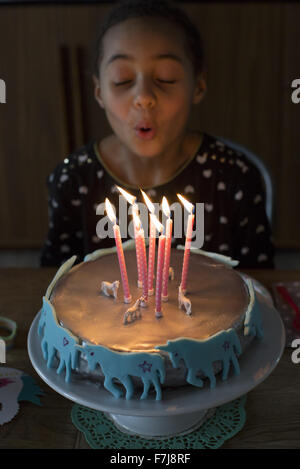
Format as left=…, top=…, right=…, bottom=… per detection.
left=134, top=121, right=157, bottom=140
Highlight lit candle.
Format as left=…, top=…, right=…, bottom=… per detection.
left=105, top=198, right=132, bottom=304
left=152, top=215, right=165, bottom=318
left=141, top=190, right=156, bottom=296
left=133, top=212, right=148, bottom=306
left=177, top=194, right=195, bottom=295
left=116, top=186, right=142, bottom=288
left=162, top=197, right=173, bottom=301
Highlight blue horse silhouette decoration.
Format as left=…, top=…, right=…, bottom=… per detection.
left=79, top=344, right=165, bottom=400
left=38, top=296, right=79, bottom=382
left=156, top=328, right=242, bottom=389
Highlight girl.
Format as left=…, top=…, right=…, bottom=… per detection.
left=40, top=0, right=274, bottom=269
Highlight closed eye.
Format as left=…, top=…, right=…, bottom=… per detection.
left=114, top=80, right=132, bottom=86
left=157, top=79, right=177, bottom=84
left=114, top=79, right=177, bottom=86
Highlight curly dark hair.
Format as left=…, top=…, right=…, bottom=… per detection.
left=93, top=0, right=204, bottom=77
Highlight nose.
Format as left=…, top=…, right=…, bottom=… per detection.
left=133, top=78, right=156, bottom=110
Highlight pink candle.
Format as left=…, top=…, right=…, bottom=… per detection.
left=105, top=198, right=132, bottom=304
left=155, top=233, right=166, bottom=318
left=177, top=194, right=195, bottom=295
left=116, top=186, right=143, bottom=288
left=113, top=224, right=132, bottom=303
left=148, top=214, right=166, bottom=318
left=141, top=190, right=156, bottom=296
left=148, top=214, right=156, bottom=295
left=180, top=212, right=194, bottom=294
left=134, top=214, right=148, bottom=305
left=132, top=203, right=143, bottom=288
left=162, top=215, right=173, bottom=301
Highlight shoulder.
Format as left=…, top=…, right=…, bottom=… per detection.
left=200, top=133, right=265, bottom=189
left=47, top=141, right=103, bottom=189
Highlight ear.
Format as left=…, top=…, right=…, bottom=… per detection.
left=192, top=71, right=207, bottom=105
left=93, top=74, right=105, bottom=109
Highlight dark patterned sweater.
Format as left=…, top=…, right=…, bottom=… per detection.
left=40, top=133, right=275, bottom=269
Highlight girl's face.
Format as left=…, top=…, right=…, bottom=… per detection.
left=95, top=17, right=205, bottom=159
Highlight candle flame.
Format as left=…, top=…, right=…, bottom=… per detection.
left=105, top=198, right=117, bottom=224
left=151, top=214, right=164, bottom=233
left=177, top=194, right=194, bottom=214
left=132, top=211, right=141, bottom=230
left=162, top=196, right=170, bottom=218
left=117, top=186, right=136, bottom=205
left=141, top=189, right=155, bottom=213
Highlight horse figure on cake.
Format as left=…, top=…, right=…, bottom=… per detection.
left=100, top=280, right=120, bottom=300
left=38, top=296, right=79, bottom=382
left=156, top=328, right=242, bottom=389
left=123, top=297, right=144, bottom=324
left=79, top=344, right=165, bottom=400
left=178, top=285, right=192, bottom=315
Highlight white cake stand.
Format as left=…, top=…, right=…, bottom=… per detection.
left=27, top=278, right=285, bottom=439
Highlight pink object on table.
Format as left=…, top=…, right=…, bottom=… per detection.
left=113, top=224, right=132, bottom=304
left=180, top=212, right=195, bottom=294
left=155, top=234, right=166, bottom=318
left=148, top=214, right=156, bottom=295
left=276, top=285, right=300, bottom=331
left=162, top=217, right=173, bottom=301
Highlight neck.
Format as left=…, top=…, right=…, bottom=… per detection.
left=99, top=130, right=202, bottom=190
left=121, top=135, right=187, bottom=188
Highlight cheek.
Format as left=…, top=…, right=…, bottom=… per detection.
left=162, top=83, right=193, bottom=113
left=160, top=92, right=191, bottom=128
left=103, top=91, right=131, bottom=122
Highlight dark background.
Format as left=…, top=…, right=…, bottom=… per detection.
left=0, top=1, right=299, bottom=267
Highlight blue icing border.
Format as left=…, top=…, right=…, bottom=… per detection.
left=38, top=297, right=80, bottom=383
left=77, top=344, right=165, bottom=400
left=156, top=328, right=242, bottom=389
left=38, top=296, right=165, bottom=399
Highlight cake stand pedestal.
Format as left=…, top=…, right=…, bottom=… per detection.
left=105, top=407, right=215, bottom=438
left=28, top=285, right=285, bottom=439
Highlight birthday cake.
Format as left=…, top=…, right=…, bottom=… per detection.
left=37, top=242, right=263, bottom=401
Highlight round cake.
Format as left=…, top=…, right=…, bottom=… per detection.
left=37, top=245, right=263, bottom=400
left=50, top=249, right=248, bottom=351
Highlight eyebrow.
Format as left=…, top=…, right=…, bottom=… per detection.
left=106, top=53, right=183, bottom=67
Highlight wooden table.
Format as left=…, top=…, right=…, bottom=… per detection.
left=0, top=267, right=300, bottom=450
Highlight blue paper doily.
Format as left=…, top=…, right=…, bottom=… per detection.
left=71, top=395, right=247, bottom=449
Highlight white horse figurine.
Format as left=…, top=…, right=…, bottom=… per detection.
left=178, top=285, right=192, bottom=316
left=101, top=280, right=120, bottom=300
left=169, top=267, right=174, bottom=280
left=123, top=297, right=145, bottom=325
